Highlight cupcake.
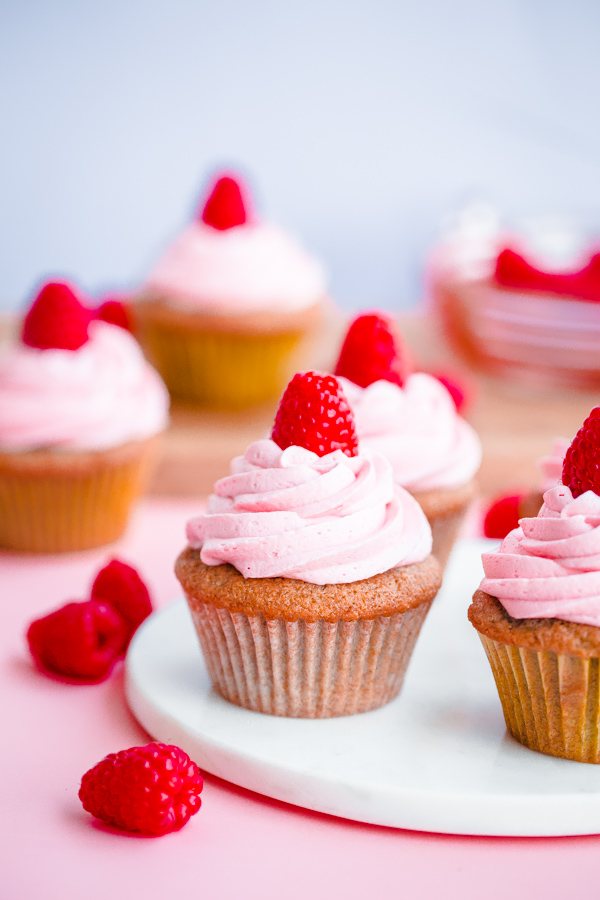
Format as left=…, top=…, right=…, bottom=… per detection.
left=0, top=282, right=169, bottom=552
left=334, top=312, right=482, bottom=570
left=469, top=409, right=600, bottom=762
left=133, top=173, right=327, bottom=409
left=175, top=371, right=441, bottom=717
left=429, top=205, right=600, bottom=389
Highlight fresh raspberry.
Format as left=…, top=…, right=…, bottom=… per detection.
left=334, top=312, right=411, bottom=388
left=483, top=493, right=524, bottom=539
left=562, top=408, right=600, bottom=498
left=96, top=298, right=133, bottom=332
left=200, top=174, right=248, bottom=230
left=22, top=281, right=91, bottom=351
left=26, top=600, right=128, bottom=682
left=91, top=559, right=152, bottom=645
left=271, top=371, right=358, bottom=458
left=79, top=743, right=203, bottom=836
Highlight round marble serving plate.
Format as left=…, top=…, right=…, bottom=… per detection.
left=125, top=539, right=600, bottom=837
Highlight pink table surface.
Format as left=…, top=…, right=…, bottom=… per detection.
left=2, top=497, right=599, bottom=900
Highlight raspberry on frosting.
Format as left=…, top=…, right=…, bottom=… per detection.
left=22, top=281, right=91, bottom=351
left=562, top=408, right=600, bottom=498
left=271, top=371, right=358, bottom=458
left=200, top=174, right=249, bottom=231
left=495, top=247, right=600, bottom=304
left=79, top=743, right=203, bottom=836
left=96, top=297, right=133, bottom=332
left=334, top=312, right=411, bottom=389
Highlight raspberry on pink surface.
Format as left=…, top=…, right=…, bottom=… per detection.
left=271, top=371, right=359, bottom=458
left=21, top=281, right=91, bottom=351
left=79, top=743, right=204, bottom=836
left=334, top=311, right=411, bottom=389
left=91, top=558, right=153, bottom=645
left=200, top=174, right=249, bottom=231
left=562, top=407, right=600, bottom=498
left=483, top=493, right=524, bottom=539
left=26, top=600, right=128, bottom=682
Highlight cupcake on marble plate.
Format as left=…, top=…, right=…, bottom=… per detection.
left=0, top=281, right=169, bottom=552
left=334, top=311, right=482, bottom=570
left=470, top=408, right=600, bottom=763
left=175, top=371, right=441, bottom=717
left=133, top=172, right=327, bottom=409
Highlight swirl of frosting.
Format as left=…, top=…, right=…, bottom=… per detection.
left=0, top=321, right=169, bottom=451
left=337, top=373, right=481, bottom=492
left=480, top=485, right=600, bottom=626
left=185, top=438, right=432, bottom=584
left=144, top=221, right=327, bottom=314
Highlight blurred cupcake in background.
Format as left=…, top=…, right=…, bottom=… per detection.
left=429, top=204, right=600, bottom=389
left=133, top=172, right=328, bottom=409
left=0, top=281, right=169, bottom=552
left=334, top=311, right=482, bottom=569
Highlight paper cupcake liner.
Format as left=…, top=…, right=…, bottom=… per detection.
left=0, top=437, right=159, bottom=553
left=140, top=321, right=307, bottom=409
left=427, top=506, right=470, bottom=571
left=186, top=600, right=431, bottom=718
left=478, top=634, right=600, bottom=763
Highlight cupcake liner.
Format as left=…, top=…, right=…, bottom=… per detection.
left=186, top=599, right=431, bottom=718
left=478, top=633, right=600, bottom=763
left=139, top=317, right=308, bottom=409
left=0, top=437, right=160, bottom=553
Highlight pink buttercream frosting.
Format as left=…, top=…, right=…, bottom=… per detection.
left=144, top=221, right=327, bottom=314
left=185, top=438, right=432, bottom=585
left=480, top=485, right=600, bottom=627
left=537, top=437, right=569, bottom=493
left=337, top=374, right=482, bottom=492
left=0, top=321, right=169, bottom=451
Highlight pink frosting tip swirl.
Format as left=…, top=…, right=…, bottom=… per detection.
left=186, top=439, right=432, bottom=584
left=480, top=485, right=600, bottom=626
left=337, top=373, right=481, bottom=492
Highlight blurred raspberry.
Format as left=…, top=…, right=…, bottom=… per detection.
left=200, top=174, right=248, bottom=230
left=483, top=493, right=525, bottom=539
left=26, top=600, right=128, bottom=681
left=91, top=559, right=152, bottom=645
left=96, top=298, right=133, bottom=332
left=22, top=282, right=91, bottom=351
left=334, top=311, right=410, bottom=388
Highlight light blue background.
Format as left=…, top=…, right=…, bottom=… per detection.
left=2, top=0, right=600, bottom=313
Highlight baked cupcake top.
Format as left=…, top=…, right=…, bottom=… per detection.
left=143, top=174, right=327, bottom=314
left=480, top=409, right=600, bottom=627
left=0, top=282, right=169, bottom=451
left=334, top=312, right=481, bottom=492
left=185, top=372, right=432, bottom=585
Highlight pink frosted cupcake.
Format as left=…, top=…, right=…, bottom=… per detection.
left=335, top=312, right=482, bottom=569
left=470, top=408, right=600, bottom=762
left=134, top=173, right=327, bottom=408
left=175, top=372, right=441, bottom=717
left=0, top=282, right=169, bottom=552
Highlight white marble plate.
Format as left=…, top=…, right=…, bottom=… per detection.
left=125, top=539, right=600, bottom=836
